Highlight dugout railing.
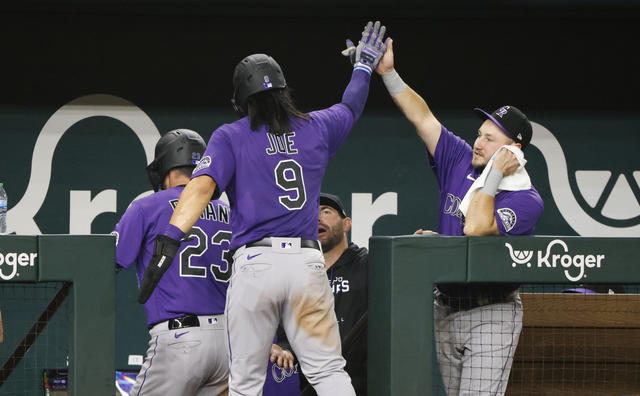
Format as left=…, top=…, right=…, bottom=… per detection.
left=0, top=235, right=115, bottom=395
left=368, top=235, right=640, bottom=395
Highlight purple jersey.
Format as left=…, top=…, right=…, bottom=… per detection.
left=191, top=105, right=355, bottom=250
left=428, top=125, right=543, bottom=235
left=113, top=186, right=232, bottom=326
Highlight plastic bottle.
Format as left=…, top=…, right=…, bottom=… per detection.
left=0, top=183, right=7, bottom=234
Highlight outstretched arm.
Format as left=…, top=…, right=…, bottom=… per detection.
left=341, top=69, right=371, bottom=121
left=169, top=176, right=217, bottom=233
left=376, top=40, right=442, bottom=157
left=341, top=21, right=388, bottom=121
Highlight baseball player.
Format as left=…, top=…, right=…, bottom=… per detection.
left=112, top=129, right=231, bottom=395
left=272, top=193, right=369, bottom=396
left=375, top=39, right=543, bottom=394
left=136, top=21, right=388, bottom=396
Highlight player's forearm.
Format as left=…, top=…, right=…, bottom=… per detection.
left=169, top=176, right=217, bottom=234
left=382, top=71, right=441, bottom=154
left=463, top=192, right=500, bottom=236
left=341, top=69, right=371, bottom=121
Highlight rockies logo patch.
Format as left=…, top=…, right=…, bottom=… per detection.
left=192, top=155, right=211, bottom=174
left=497, top=208, right=517, bottom=232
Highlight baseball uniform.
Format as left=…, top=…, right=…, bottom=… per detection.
left=190, top=68, right=371, bottom=396
left=429, top=125, right=543, bottom=395
left=113, top=186, right=232, bottom=395
left=275, top=243, right=369, bottom=396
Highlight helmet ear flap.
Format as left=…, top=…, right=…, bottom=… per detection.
left=146, top=158, right=164, bottom=192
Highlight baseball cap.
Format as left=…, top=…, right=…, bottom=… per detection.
left=320, top=193, right=347, bottom=218
left=474, top=105, right=533, bottom=150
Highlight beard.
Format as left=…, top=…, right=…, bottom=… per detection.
left=473, top=163, right=486, bottom=173
left=320, top=223, right=344, bottom=252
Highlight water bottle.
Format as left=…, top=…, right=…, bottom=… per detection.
left=0, top=183, right=7, bottom=234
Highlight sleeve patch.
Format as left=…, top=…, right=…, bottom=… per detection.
left=497, top=208, right=517, bottom=232
left=193, top=155, right=211, bottom=173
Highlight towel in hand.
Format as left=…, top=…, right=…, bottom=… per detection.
left=459, top=145, right=531, bottom=216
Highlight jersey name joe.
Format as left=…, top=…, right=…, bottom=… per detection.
left=191, top=104, right=354, bottom=250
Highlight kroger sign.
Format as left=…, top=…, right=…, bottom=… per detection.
left=505, top=239, right=605, bottom=282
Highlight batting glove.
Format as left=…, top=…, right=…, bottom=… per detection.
left=138, top=234, right=181, bottom=304
left=353, top=21, right=387, bottom=74
left=341, top=39, right=356, bottom=65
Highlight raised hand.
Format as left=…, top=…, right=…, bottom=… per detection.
left=353, top=21, right=388, bottom=74
left=376, top=38, right=395, bottom=75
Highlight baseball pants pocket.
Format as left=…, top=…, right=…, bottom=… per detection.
left=239, top=262, right=272, bottom=273
left=168, top=340, right=201, bottom=352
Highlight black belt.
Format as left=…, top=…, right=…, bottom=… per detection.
left=168, top=314, right=200, bottom=330
left=245, top=237, right=321, bottom=251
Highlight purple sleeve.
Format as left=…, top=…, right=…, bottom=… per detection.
left=191, top=126, right=235, bottom=197
left=428, top=125, right=473, bottom=188
left=340, top=69, right=371, bottom=122
left=494, top=189, right=544, bottom=235
left=112, top=201, right=145, bottom=269
left=310, top=104, right=355, bottom=158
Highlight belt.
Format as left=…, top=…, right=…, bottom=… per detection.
left=168, top=314, right=200, bottom=330
left=245, top=237, right=321, bottom=251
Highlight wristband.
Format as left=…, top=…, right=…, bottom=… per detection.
left=381, top=69, right=407, bottom=96
left=354, top=63, right=372, bottom=75
left=163, top=223, right=185, bottom=241
left=481, top=168, right=504, bottom=197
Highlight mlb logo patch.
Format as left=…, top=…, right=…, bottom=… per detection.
left=271, top=237, right=300, bottom=253
left=263, top=75, right=272, bottom=89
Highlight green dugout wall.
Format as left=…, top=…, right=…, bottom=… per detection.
left=368, top=235, right=640, bottom=395
left=0, top=235, right=115, bottom=395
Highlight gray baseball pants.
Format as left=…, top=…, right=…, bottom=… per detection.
left=131, top=314, right=229, bottom=396
left=227, top=237, right=354, bottom=396
left=434, top=294, right=523, bottom=395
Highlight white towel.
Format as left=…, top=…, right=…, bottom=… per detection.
left=459, top=145, right=531, bottom=216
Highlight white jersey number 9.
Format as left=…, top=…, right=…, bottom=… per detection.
left=274, top=159, right=307, bottom=210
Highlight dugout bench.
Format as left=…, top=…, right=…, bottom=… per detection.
left=0, top=235, right=115, bottom=395
left=368, top=235, right=640, bottom=395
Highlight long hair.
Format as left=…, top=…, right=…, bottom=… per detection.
left=247, top=87, right=310, bottom=134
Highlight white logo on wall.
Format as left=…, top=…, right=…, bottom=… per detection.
left=7, top=94, right=161, bottom=235
left=505, top=239, right=605, bottom=282
left=531, top=122, right=640, bottom=236
left=0, top=250, right=38, bottom=280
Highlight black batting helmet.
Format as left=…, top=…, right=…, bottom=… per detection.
left=231, top=53, right=287, bottom=116
left=146, top=129, right=206, bottom=192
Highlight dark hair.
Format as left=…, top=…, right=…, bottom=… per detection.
left=247, top=87, right=310, bottom=134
